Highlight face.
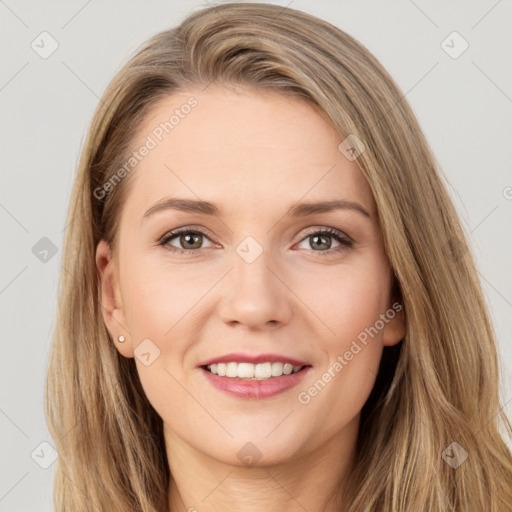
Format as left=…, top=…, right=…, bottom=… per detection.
left=96, top=84, right=405, bottom=467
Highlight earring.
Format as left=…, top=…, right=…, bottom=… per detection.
left=118, top=335, right=125, bottom=343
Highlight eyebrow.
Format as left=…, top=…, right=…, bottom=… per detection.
left=142, top=197, right=371, bottom=221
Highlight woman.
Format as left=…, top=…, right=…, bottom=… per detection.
left=45, top=2, right=512, bottom=511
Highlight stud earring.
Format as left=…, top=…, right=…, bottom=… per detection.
left=118, top=335, right=125, bottom=343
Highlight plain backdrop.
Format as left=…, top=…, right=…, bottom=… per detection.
left=1, top=1, right=511, bottom=510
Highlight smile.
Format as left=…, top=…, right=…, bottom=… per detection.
left=200, top=363, right=312, bottom=399
left=205, top=361, right=304, bottom=380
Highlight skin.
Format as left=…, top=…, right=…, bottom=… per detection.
left=96, top=84, right=405, bottom=512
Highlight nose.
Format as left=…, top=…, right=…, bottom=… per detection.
left=218, top=244, right=293, bottom=330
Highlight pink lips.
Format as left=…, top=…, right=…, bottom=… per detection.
left=198, top=352, right=312, bottom=399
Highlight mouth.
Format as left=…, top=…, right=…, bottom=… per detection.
left=198, top=355, right=313, bottom=399
left=201, top=361, right=309, bottom=380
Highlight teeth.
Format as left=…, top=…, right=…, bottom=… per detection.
left=226, top=362, right=238, bottom=377
left=206, top=362, right=304, bottom=380
left=254, top=362, right=271, bottom=379
left=271, top=362, right=283, bottom=376
left=238, top=362, right=255, bottom=379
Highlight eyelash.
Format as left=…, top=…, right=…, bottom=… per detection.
left=157, top=226, right=354, bottom=257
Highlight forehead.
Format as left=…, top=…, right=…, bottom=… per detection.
left=122, top=85, right=375, bottom=218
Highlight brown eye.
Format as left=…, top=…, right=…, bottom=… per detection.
left=159, top=228, right=214, bottom=254
left=177, top=232, right=203, bottom=250
left=309, top=233, right=333, bottom=251
left=296, top=227, right=353, bottom=255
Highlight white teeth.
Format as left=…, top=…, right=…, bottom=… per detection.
left=283, top=363, right=293, bottom=375
left=206, top=361, right=304, bottom=380
left=226, top=362, right=238, bottom=377
left=271, top=362, right=283, bottom=376
left=254, top=362, right=272, bottom=380
left=237, top=362, right=254, bottom=379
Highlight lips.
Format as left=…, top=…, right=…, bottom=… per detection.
left=198, top=352, right=312, bottom=399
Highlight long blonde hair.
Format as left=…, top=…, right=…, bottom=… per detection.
left=45, top=3, right=512, bottom=510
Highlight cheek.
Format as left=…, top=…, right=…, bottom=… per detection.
left=293, top=257, right=390, bottom=419
left=120, top=253, right=202, bottom=341
left=304, top=256, right=391, bottom=352
left=118, top=256, right=203, bottom=417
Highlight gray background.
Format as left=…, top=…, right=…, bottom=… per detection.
left=1, top=1, right=511, bottom=510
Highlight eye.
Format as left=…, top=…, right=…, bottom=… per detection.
left=295, top=227, right=353, bottom=255
left=158, top=226, right=353, bottom=256
left=158, top=227, right=216, bottom=254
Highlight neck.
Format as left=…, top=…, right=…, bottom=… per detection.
left=165, top=417, right=358, bottom=512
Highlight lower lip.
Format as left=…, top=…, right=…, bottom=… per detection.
left=201, top=367, right=312, bottom=399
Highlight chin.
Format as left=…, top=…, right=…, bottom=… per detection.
left=208, top=429, right=309, bottom=468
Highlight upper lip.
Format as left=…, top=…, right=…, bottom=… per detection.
left=198, top=352, right=311, bottom=367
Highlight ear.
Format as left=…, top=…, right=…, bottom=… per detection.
left=382, top=279, right=406, bottom=347
left=95, top=239, right=134, bottom=358
left=382, top=302, right=406, bottom=347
